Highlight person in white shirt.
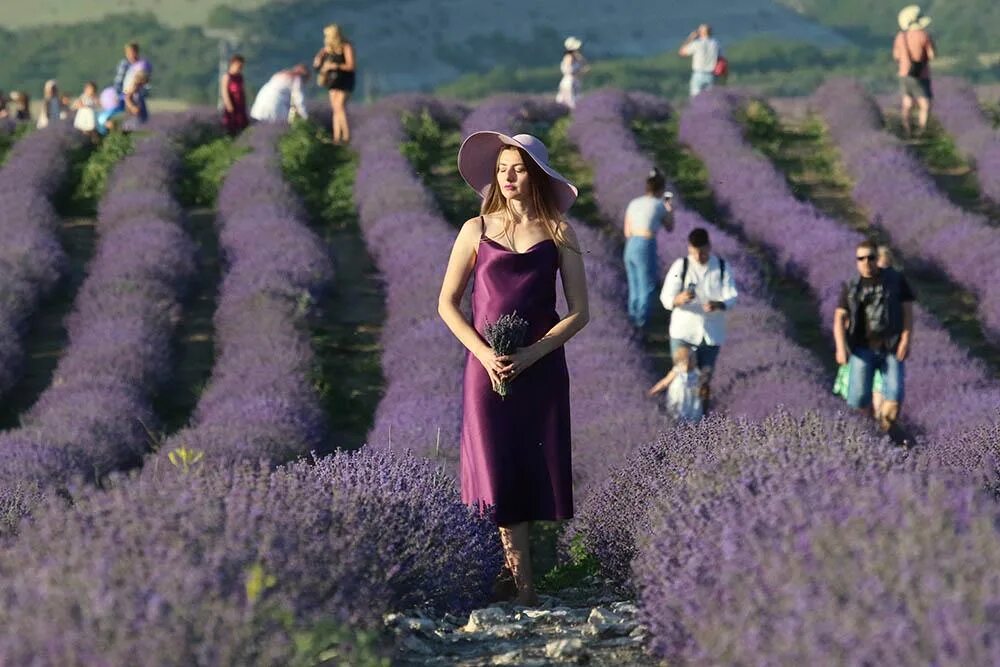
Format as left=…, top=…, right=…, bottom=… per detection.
left=678, top=24, right=721, bottom=98
left=660, top=227, right=737, bottom=411
left=648, top=345, right=703, bottom=422
left=250, top=64, right=311, bottom=123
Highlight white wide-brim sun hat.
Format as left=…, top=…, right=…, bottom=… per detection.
left=898, top=5, right=932, bottom=31
left=564, top=36, right=583, bottom=51
left=457, top=132, right=579, bottom=213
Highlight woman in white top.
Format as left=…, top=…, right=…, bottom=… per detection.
left=555, top=37, right=588, bottom=110
left=37, top=80, right=68, bottom=129
left=624, top=168, right=674, bottom=328
left=250, top=64, right=311, bottom=123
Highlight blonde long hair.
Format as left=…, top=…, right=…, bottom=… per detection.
left=480, top=145, right=577, bottom=251
left=323, top=24, right=347, bottom=52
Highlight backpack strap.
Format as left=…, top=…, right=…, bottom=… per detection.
left=719, top=257, right=725, bottom=282
left=681, top=256, right=688, bottom=286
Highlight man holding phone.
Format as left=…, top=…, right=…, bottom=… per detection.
left=679, top=24, right=721, bottom=97
left=660, top=227, right=738, bottom=412
left=623, top=168, right=675, bottom=329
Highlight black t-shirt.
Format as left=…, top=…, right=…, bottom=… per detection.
left=837, top=271, right=915, bottom=349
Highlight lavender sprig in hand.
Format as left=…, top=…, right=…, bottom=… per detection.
left=483, top=311, right=530, bottom=398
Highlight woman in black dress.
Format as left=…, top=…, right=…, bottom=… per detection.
left=312, top=24, right=356, bottom=144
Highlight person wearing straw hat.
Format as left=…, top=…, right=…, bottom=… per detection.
left=439, top=132, right=590, bottom=606
left=893, top=5, right=936, bottom=137
left=556, top=36, right=589, bottom=110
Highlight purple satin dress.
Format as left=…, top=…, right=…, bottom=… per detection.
left=460, top=228, right=573, bottom=526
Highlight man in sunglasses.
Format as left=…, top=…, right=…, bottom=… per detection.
left=833, top=239, right=915, bottom=445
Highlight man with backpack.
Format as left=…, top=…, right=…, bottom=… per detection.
left=660, top=228, right=738, bottom=413
left=893, top=5, right=936, bottom=137
left=834, top=239, right=915, bottom=446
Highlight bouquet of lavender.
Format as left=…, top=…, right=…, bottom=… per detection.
left=483, top=311, right=530, bottom=398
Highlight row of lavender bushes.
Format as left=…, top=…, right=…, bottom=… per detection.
left=353, top=95, right=470, bottom=469
left=0, top=118, right=502, bottom=664
left=932, top=76, right=1000, bottom=207
left=0, top=116, right=215, bottom=531
left=564, top=89, right=862, bottom=580
left=562, top=91, right=1000, bottom=663
left=677, top=88, right=1000, bottom=444
left=458, top=94, right=674, bottom=492
left=812, top=78, right=1000, bottom=343
left=0, top=125, right=83, bottom=400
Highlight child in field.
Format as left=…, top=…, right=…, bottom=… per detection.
left=71, top=81, right=99, bottom=134
left=648, top=345, right=704, bottom=422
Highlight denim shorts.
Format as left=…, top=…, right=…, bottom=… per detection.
left=846, top=347, right=904, bottom=408
left=670, top=338, right=720, bottom=371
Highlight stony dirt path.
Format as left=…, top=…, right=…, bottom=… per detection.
left=389, top=580, right=658, bottom=666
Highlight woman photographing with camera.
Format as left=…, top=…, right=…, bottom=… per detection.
left=624, top=168, right=674, bottom=330
left=313, top=24, right=356, bottom=144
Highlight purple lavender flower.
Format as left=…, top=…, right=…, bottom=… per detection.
left=483, top=311, right=529, bottom=397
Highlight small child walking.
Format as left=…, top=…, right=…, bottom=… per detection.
left=648, top=346, right=703, bottom=422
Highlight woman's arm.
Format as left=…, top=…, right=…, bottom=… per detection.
left=501, top=223, right=590, bottom=379
left=438, top=218, right=507, bottom=386
left=623, top=211, right=632, bottom=237
left=124, top=92, right=140, bottom=114
left=342, top=43, right=356, bottom=72
left=312, top=49, right=325, bottom=69
left=220, top=73, right=234, bottom=112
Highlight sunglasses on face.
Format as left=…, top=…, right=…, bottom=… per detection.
left=856, top=254, right=876, bottom=262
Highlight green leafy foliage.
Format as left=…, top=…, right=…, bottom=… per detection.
left=0, top=123, right=32, bottom=166
left=177, top=136, right=249, bottom=207
left=0, top=13, right=217, bottom=103
left=61, top=132, right=134, bottom=215
left=278, top=119, right=356, bottom=227
left=773, top=0, right=1000, bottom=51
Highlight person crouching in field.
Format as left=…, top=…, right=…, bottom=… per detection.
left=834, top=240, right=915, bottom=446
left=251, top=64, right=311, bottom=123
left=648, top=345, right=703, bottom=422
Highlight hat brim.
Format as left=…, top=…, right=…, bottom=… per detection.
left=457, top=131, right=578, bottom=213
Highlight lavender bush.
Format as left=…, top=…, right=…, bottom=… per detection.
left=678, top=88, right=1000, bottom=444
left=0, top=126, right=83, bottom=400
left=813, top=78, right=1000, bottom=342
left=0, top=117, right=219, bottom=530
left=635, top=455, right=1000, bottom=664
left=354, top=96, right=469, bottom=467
left=930, top=76, right=1000, bottom=207
left=0, top=448, right=501, bottom=665
left=152, top=122, right=334, bottom=466
left=460, top=94, right=568, bottom=139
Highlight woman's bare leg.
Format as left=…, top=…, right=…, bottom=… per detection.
left=330, top=89, right=340, bottom=143
left=333, top=90, right=351, bottom=144
left=499, top=522, right=537, bottom=606
left=901, top=95, right=914, bottom=137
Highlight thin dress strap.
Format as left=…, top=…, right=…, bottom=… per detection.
left=479, top=215, right=486, bottom=240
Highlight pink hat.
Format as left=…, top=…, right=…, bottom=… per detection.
left=457, top=132, right=578, bottom=212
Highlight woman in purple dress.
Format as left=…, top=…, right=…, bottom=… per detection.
left=439, top=132, right=590, bottom=606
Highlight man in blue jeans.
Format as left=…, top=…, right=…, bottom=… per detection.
left=678, top=24, right=720, bottom=98
left=660, top=228, right=738, bottom=413
left=834, top=239, right=915, bottom=446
